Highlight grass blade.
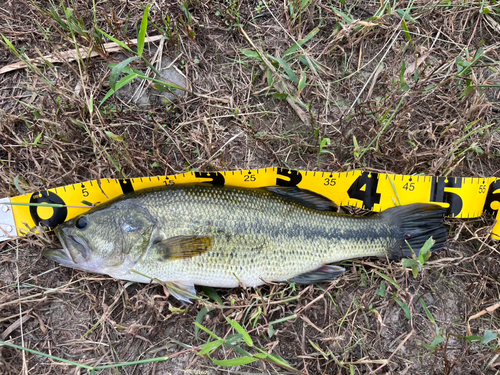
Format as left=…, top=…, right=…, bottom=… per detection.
left=199, top=339, right=224, bottom=355
left=95, top=26, right=133, bottom=53
left=195, top=307, right=213, bottom=343
left=241, top=49, right=261, bottom=59
left=395, top=298, right=411, bottom=319
left=269, top=55, right=299, bottom=84
left=99, top=73, right=138, bottom=107
left=210, top=357, right=258, bottom=366
left=374, top=270, right=401, bottom=289
left=297, top=72, right=306, bottom=95
left=284, top=27, right=319, bottom=56
left=401, top=19, right=413, bottom=47
left=193, top=322, right=221, bottom=340
left=418, top=237, right=435, bottom=265
left=137, top=4, right=151, bottom=57
left=110, top=57, right=141, bottom=91
left=0, top=341, right=93, bottom=370
left=226, top=317, right=253, bottom=347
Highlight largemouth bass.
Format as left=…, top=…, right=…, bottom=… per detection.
left=44, top=184, right=447, bottom=302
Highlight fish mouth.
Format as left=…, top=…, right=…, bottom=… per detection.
left=46, top=227, right=91, bottom=265
left=43, top=247, right=76, bottom=267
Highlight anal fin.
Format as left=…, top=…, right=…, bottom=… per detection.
left=288, top=265, right=345, bottom=284
left=166, top=281, right=197, bottom=304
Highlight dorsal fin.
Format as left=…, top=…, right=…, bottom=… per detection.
left=265, top=186, right=338, bottom=211
left=153, top=235, right=213, bottom=260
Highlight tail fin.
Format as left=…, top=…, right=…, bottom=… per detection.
left=381, top=203, right=447, bottom=259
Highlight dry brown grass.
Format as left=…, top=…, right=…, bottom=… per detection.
left=1, top=0, right=500, bottom=374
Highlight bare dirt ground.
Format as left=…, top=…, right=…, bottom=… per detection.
left=1, top=1, right=500, bottom=374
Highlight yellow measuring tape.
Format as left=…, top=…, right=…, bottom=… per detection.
left=1, top=168, right=499, bottom=241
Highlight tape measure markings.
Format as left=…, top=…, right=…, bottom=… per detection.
left=2, top=169, right=499, bottom=241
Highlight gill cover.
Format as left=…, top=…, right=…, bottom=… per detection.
left=50, top=199, right=158, bottom=271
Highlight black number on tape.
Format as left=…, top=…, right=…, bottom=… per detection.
left=163, top=179, right=174, bottom=186
left=194, top=172, right=225, bottom=185
left=324, top=178, right=336, bottom=186
left=347, top=172, right=381, bottom=210
left=29, top=191, right=68, bottom=228
left=276, top=168, right=302, bottom=186
left=483, top=179, right=500, bottom=215
left=429, top=177, right=463, bottom=217
left=81, top=184, right=89, bottom=197
left=403, top=182, right=415, bottom=191
left=244, top=174, right=256, bottom=182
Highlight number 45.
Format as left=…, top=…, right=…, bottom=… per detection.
left=403, top=182, right=415, bottom=191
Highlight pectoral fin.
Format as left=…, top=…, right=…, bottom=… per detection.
left=166, top=281, right=197, bottom=304
left=154, top=235, right=213, bottom=260
left=288, top=265, right=345, bottom=284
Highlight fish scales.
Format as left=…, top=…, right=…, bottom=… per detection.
left=45, top=184, right=448, bottom=302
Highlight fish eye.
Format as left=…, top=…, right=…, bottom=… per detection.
left=75, top=216, right=89, bottom=229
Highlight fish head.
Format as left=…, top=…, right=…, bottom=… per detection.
left=45, top=200, right=156, bottom=277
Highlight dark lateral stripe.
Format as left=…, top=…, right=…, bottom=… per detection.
left=119, top=179, right=135, bottom=194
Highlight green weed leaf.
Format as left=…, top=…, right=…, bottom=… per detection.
left=99, top=73, right=138, bottom=107
left=33, top=131, right=43, bottom=145
left=297, top=72, right=306, bottom=94
left=319, top=137, right=330, bottom=153
left=376, top=281, right=386, bottom=297
left=401, top=19, right=413, bottom=47
left=273, top=93, right=288, bottom=100
left=418, top=237, right=435, bottom=265
left=424, top=334, right=445, bottom=350
left=201, top=287, right=222, bottom=304
left=14, top=175, right=26, bottom=195
left=374, top=270, right=401, bottom=289
left=230, top=344, right=253, bottom=357
left=481, top=330, right=498, bottom=345
left=402, top=258, right=419, bottom=277
left=194, top=307, right=213, bottom=343
left=105, top=131, right=124, bottom=142
left=241, top=49, right=261, bottom=59
left=399, top=61, right=410, bottom=91
left=211, top=357, right=258, bottom=366
left=226, top=317, right=253, bottom=347
left=1, top=34, right=21, bottom=58
left=395, top=298, right=411, bottom=319
left=110, top=56, right=141, bottom=91
left=271, top=56, right=299, bottom=84
left=266, top=68, right=273, bottom=86
left=137, top=4, right=151, bottom=57
left=194, top=322, right=221, bottom=340
left=265, top=352, right=291, bottom=366
left=463, top=335, right=482, bottom=343
left=199, top=339, right=224, bottom=355
left=419, top=297, right=436, bottom=324
left=284, top=27, right=319, bottom=56
left=225, top=334, right=244, bottom=346
left=95, top=26, right=133, bottom=53
left=396, top=9, right=416, bottom=22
